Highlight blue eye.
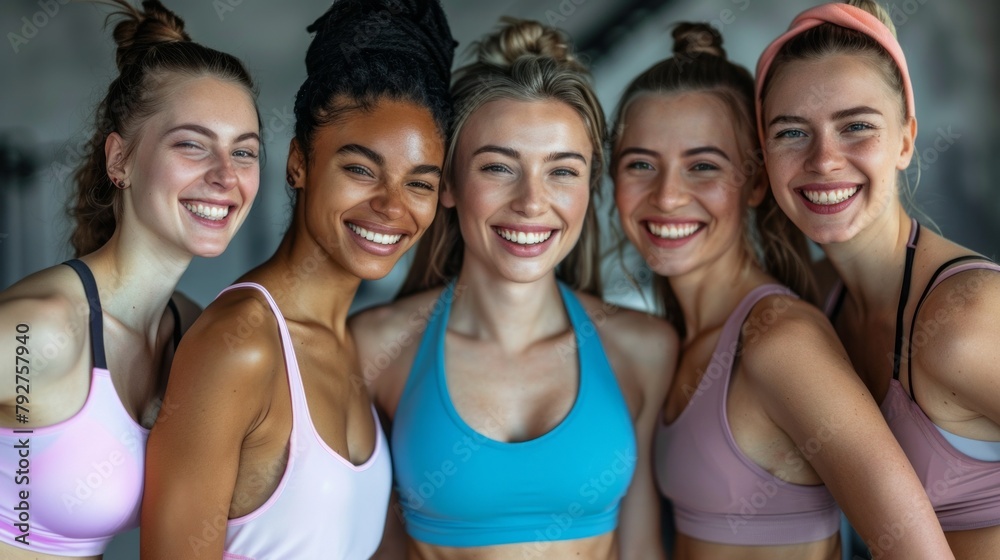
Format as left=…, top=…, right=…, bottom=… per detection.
left=775, top=129, right=806, bottom=139
left=552, top=168, right=580, bottom=177
left=481, top=163, right=512, bottom=174
left=626, top=161, right=654, bottom=171
left=233, top=149, right=258, bottom=159
left=408, top=181, right=436, bottom=192
left=845, top=122, right=875, bottom=132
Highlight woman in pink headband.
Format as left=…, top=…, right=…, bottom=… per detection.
left=757, top=1, right=1000, bottom=557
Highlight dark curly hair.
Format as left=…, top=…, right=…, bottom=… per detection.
left=292, top=0, right=457, bottom=163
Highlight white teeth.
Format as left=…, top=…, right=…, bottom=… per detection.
left=646, top=222, right=699, bottom=240
left=802, top=186, right=859, bottom=205
left=183, top=202, right=229, bottom=221
left=495, top=228, right=553, bottom=245
left=347, top=223, right=402, bottom=245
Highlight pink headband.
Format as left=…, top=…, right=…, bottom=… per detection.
left=754, top=3, right=914, bottom=148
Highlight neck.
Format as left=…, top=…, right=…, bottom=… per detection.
left=82, top=225, right=191, bottom=340
left=255, top=225, right=361, bottom=341
left=668, top=245, right=769, bottom=343
left=822, top=206, right=912, bottom=318
left=448, top=258, right=569, bottom=354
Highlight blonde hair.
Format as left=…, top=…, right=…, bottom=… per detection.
left=398, top=18, right=606, bottom=298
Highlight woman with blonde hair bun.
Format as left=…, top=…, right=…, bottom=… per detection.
left=611, top=19, right=952, bottom=559
left=351, top=17, right=677, bottom=560
left=758, top=0, right=1000, bottom=557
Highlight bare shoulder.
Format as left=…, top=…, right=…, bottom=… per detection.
left=573, top=291, right=679, bottom=390
left=349, top=287, right=446, bottom=348
left=740, top=294, right=844, bottom=381
left=0, top=265, right=92, bottom=379
left=912, top=266, right=1000, bottom=386
left=171, top=287, right=284, bottom=394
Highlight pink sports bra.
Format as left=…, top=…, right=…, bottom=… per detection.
left=0, top=260, right=175, bottom=556
left=655, top=284, right=840, bottom=546
left=220, top=283, right=392, bottom=560
left=827, top=220, right=1000, bottom=531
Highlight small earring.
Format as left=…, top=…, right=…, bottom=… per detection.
left=115, top=178, right=129, bottom=190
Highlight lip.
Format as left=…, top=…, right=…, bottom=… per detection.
left=641, top=219, right=704, bottom=249
left=795, top=182, right=862, bottom=215
left=492, top=225, right=558, bottom=258
left=180, top=199, right=236, bottom=229
left=345, top=220, right=408, bottom=257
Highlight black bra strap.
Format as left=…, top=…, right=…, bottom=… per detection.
left=828, top=285, right=847, bottom=323
left=62, top=259, right=108, bottom=370
left=891, top=223, right=921, bottom=380
left=166, top=298, right=182, bottom=349
left=905, top=255, right=994, bottom=403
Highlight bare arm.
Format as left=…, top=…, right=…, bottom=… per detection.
left=598, top=306, right=678, bottom=560
left=744, top=298, right=953, bottom=560
left=140, top=294, right=276, bottom=559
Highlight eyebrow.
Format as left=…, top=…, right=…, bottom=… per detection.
left=338, top=143, right=384, bottom=167
left=617, top=146, right=729, bottom=161
left=544, top=151, right=588, bottom=165
left=768, top=105, right=885, bottom=128
left=473, top=145, right=519, bottom=159
left=411, top=164, right=442, bottom=178
left=165, top=124, right=259, bottom=143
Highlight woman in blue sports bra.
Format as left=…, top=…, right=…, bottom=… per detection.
left=758, top=1, right=1000, bottom=557
left=611, top=20, right=951, bottom=560
left=350, top=18, right=678, bottom=560
left=140, top=1, right=456, bottom=558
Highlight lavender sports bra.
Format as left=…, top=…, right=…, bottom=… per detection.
left=0, top=260, right=178, bottom=556
left=826, top=219, right=1000, bottom=531
left=220, top=283, right=392, bottom=559
left=655, top=284, right=840, bottom=546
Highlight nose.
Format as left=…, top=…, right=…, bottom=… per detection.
left=804, top=130, right=845, bottom=175
left=510, top=173, right=548, bottom=218
left=205, top=154, right=239, bottom=191
left=649, top=167, right=689, bottom=211
left=370, top=183, right=405, bottom=220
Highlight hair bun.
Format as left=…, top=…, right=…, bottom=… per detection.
left=475, top=17, right=585, bottom=73
left=672, top=22, right=726, bottom=58
left=105, top=0, right=190, bottom=71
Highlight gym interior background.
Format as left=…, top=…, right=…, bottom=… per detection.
left=1, top=1, right=997, bottom=557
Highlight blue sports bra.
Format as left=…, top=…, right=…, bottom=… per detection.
left=391, top=282, right=636, bottom=547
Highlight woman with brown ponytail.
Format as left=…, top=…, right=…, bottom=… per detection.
left=350, top=17, right=676, bottom=560
left=611, top=22, right=952, bottom=559
left=0, top=1, right=260, bottom=559
left=757, top=1, right=1000, bottom=557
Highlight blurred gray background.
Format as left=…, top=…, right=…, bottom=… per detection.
left=1, top=0, right=997, bottom=557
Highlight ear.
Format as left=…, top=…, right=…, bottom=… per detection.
left=746, top=172, right=768, bottom=209
left=439, top=179, right=457, bottom=209
left=104, top=132, right=128, bottom=182
left=896, top=115, right=918, bottom=170
left=286, top=137, right=306, bottom=189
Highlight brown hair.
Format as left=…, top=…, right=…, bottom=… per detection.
left=397, top=17, right=606, bottom=298
left=69, top=0, right=258, bottom=257
left=611, top=22, right=816, bottom=337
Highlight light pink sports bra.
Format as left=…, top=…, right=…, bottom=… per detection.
left=655, top=284, right=840, bottom=546
left=221, top=283, right=392, bottom=560
left=0, top=260, right=160, bottom=556
left=826, top=222, right=1000, bottom=531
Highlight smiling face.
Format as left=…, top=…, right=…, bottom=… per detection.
left=761, top=54, right=916, bottom=245
left=287, top=97, right=443, bottom=281
left=445, top=98, right=593, bottom=284
left=614, top=92, right=763, bottom=279
left=116, top=75, right=261, bottom=258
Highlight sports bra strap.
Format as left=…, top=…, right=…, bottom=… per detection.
left=166, top=298, right=183, bottom=349
left=905, top=254, right=998, bottom=403
left=62, top=259, right=108, bottom=370
left=891, top=219, right=921, bottom=381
